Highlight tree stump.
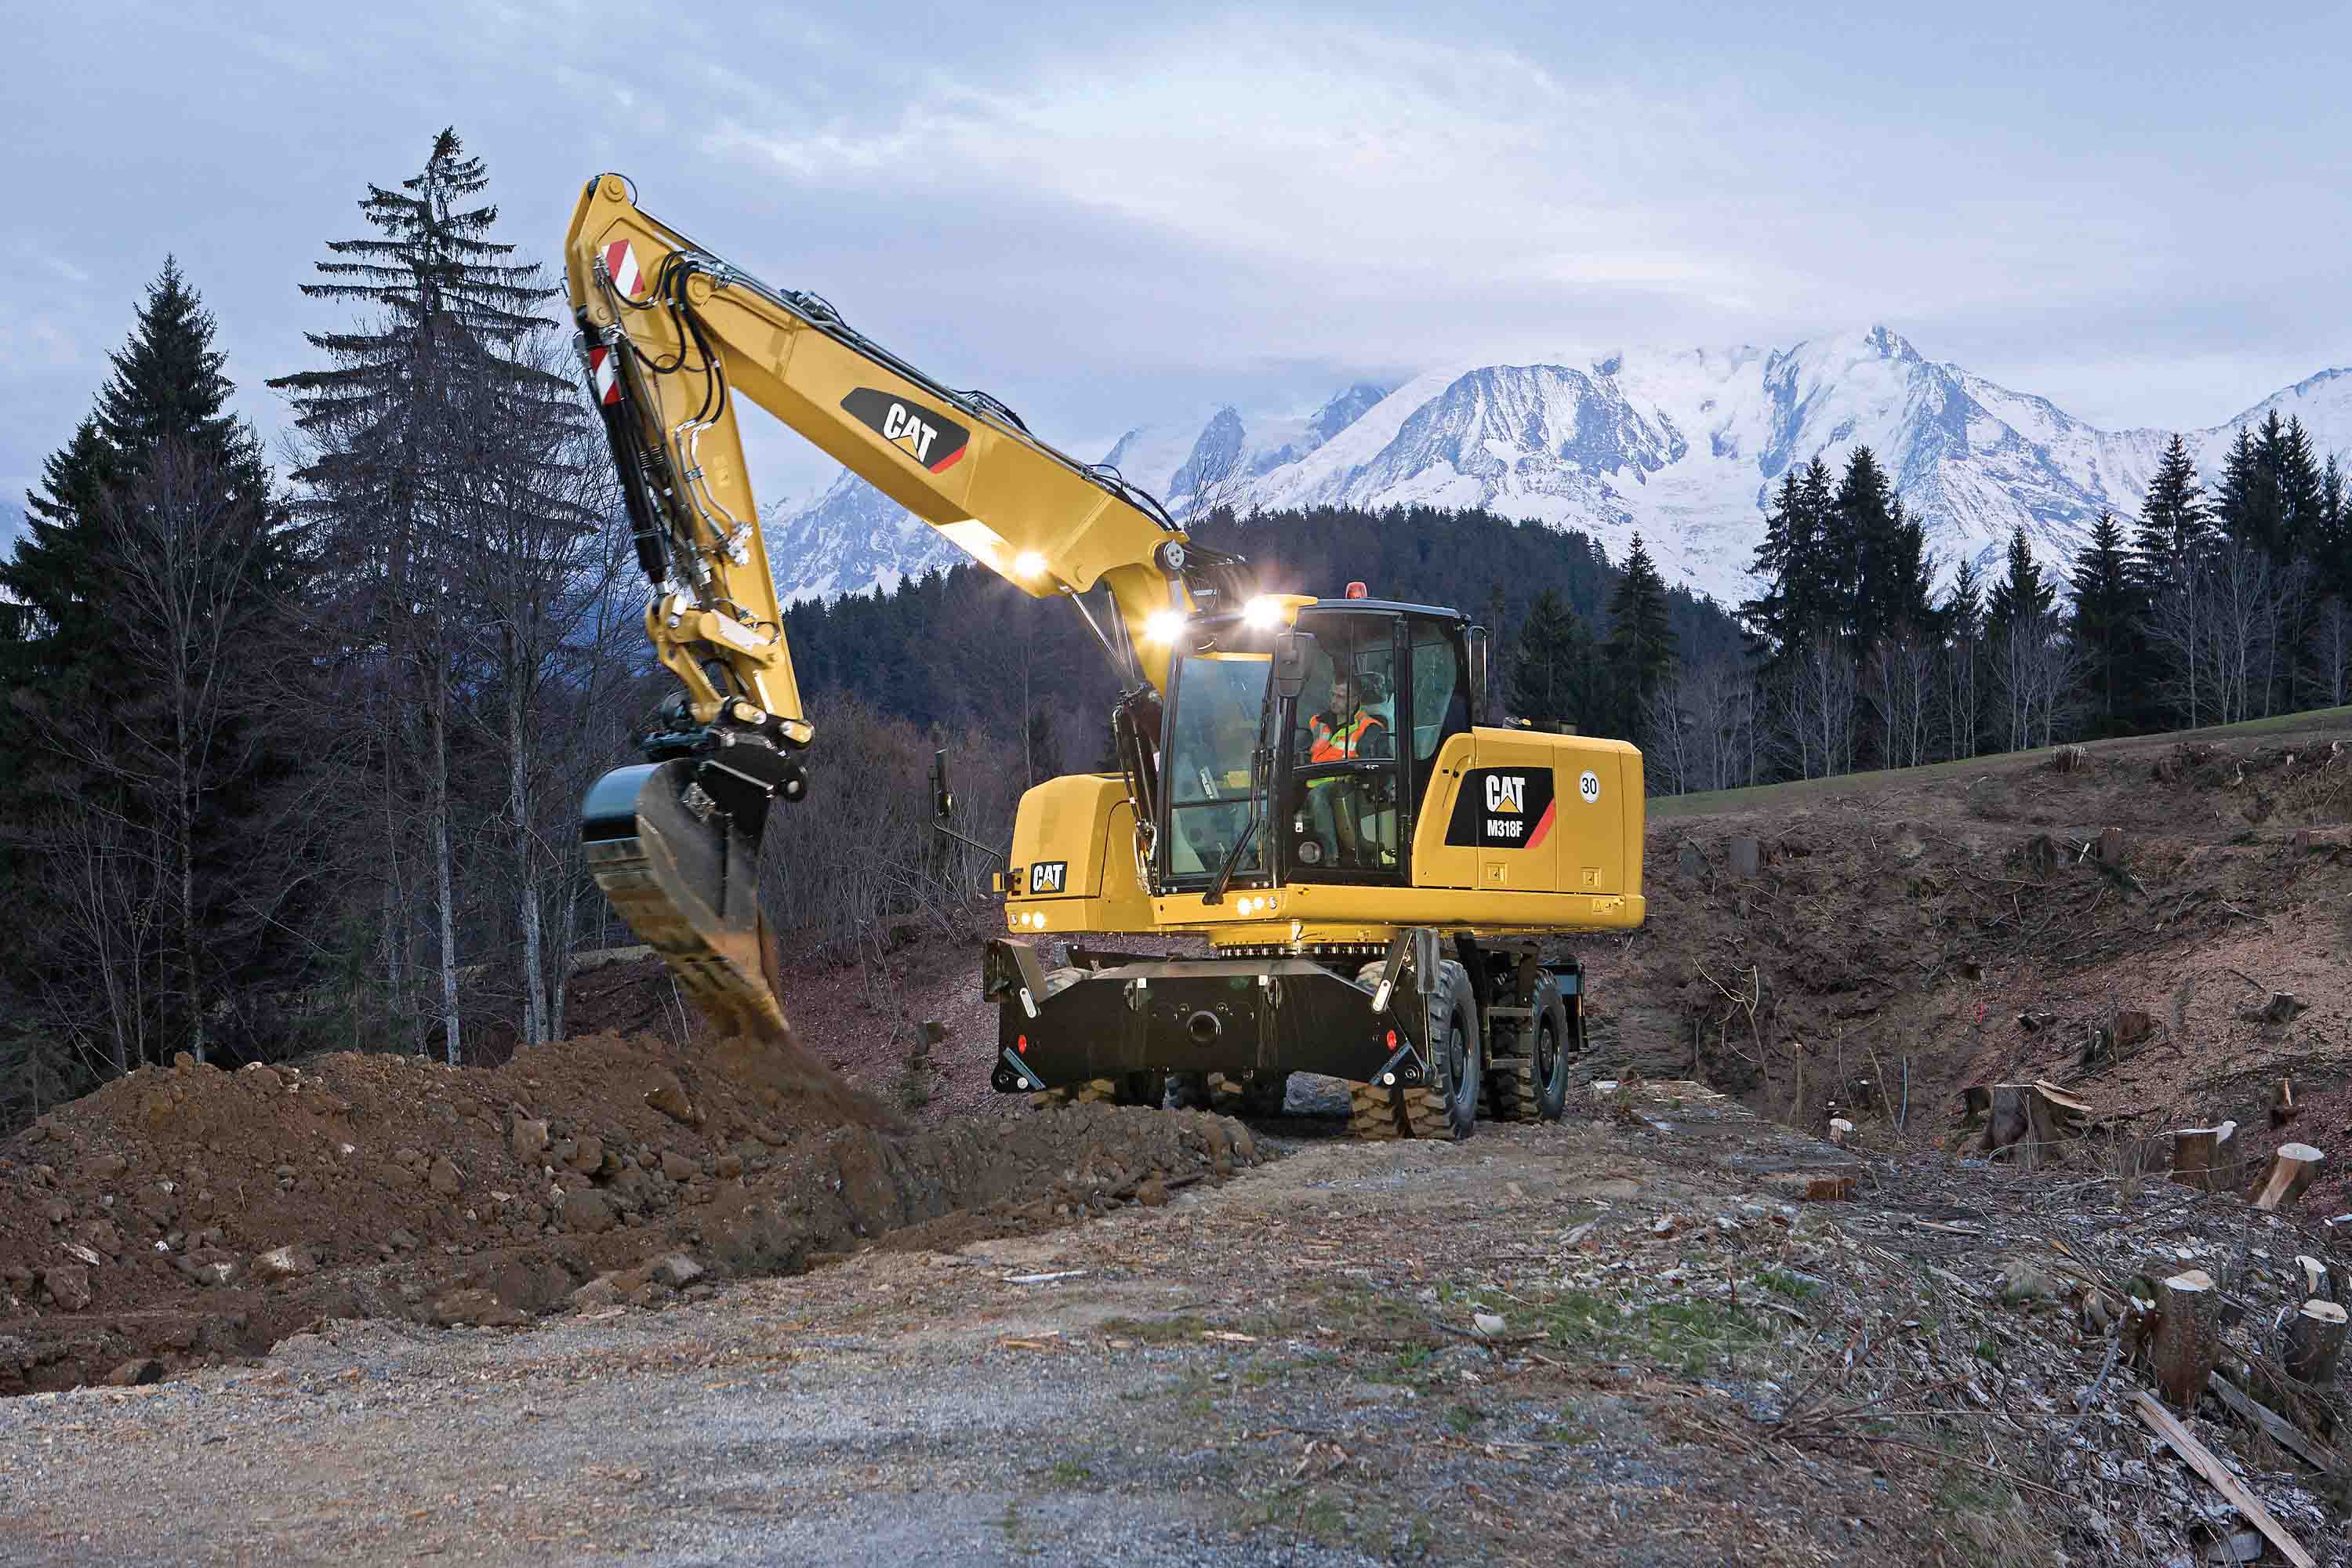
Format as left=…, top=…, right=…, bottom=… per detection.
left=2172, top=1122, right=2238, bottom=1191
left=2297, top=1256, right=2332, bottom=1302
left=2285, top=1300, right=2349, bottom=1386
left=2153, top=1269, right=2220, bottom=1408
left=1828, top=1117, right=1854, bottom=1149
left=2250, top=1144, right=2325, bottom=1212
left=2270, top=1077, right=2299, bottom=1128
left=1960, top=1084, right=1992, bottom=1123
left=2027, top=1080, right=2089, bottom=1145
left=1987, top=1085, right=2031, bottom=1158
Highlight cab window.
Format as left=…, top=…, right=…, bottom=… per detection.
left=1162, top=652, right=1268, bottom=880
left=1409, top=621, right=1468, bottom=762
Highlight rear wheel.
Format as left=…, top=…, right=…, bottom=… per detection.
left=1490, top=971, right=1573, bottom=1124
left=1530, top=973, right=1575, bottom=1121
left=1400, top=959, right=1479, bottom=1141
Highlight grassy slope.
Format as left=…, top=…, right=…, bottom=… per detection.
left=1649, top=704, right=2352, bottom=819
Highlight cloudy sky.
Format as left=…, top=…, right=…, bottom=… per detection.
left=9, top=0, right=2350, bottom=523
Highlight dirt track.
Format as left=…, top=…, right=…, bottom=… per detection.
left=5, top=1088, right=1906, bottom=1567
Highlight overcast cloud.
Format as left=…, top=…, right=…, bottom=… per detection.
left=7, top=0, right=2349, bottom=521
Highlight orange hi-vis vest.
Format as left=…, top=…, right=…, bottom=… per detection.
left=1309, top=709, right=1385, bottom=763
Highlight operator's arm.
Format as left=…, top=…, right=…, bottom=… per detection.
left=563, top=173, right=1211, bottom=735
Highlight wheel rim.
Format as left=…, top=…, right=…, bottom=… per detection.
left=1447, top=1022, right=1468, bottom=1106
left=1536, top=1014, right=1559, bottom=1090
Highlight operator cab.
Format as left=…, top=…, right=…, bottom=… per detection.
left=1155, top=599, right=1475, bottom=895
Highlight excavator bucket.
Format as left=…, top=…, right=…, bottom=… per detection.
left=581, top=759, right=792, bottom=1041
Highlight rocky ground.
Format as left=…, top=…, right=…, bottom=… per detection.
left=9, top=1081, right=2352, bottom=1566
left=0, top=1030, right=1264, bottom=1394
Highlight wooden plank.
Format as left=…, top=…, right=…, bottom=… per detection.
left=2129, top=1391, right=2317, bottom=1568
left=2206, top=1373, right=2339, bottom=1472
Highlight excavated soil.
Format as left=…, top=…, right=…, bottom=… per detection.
left=1590, top=715, right=2352, bottom=1185
left=0, top=1027, right=1264, bottom=1396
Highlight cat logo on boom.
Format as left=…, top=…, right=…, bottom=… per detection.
left=840, top=388, right=971, bottom=474
left=1029, top=861, right=1067, bottom=894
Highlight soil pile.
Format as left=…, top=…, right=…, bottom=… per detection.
left=0, top=1027, right=1262, bottom=1394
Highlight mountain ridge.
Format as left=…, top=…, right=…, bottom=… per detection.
left=762, top=330, right=2352, bottom=608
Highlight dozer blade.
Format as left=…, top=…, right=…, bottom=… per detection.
left=582, top=759, right=791, bottom=1040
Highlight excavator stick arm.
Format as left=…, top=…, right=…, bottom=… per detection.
left=562, top=174, right=1240, bottom=1039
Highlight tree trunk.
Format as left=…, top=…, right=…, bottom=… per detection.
left=2250, top=1144, right=2325, bottom=1212
left=505, top=633, right=545, bottom=1047
left=430, top=669, right=461, bottom=1066
left=2172, top=1122, right=2237, bottom=1191
left=2286, top=1300, right=2348, bottom=1385
left=2152, top=1269, right=2220, bottom=1408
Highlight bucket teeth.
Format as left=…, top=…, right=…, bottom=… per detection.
left=584, top=760, right=790, bottom=1041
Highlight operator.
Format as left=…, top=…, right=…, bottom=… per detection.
left=1301, top=669, right=1392, bottom=868
left=1307, top=670, right=1390, bottom=763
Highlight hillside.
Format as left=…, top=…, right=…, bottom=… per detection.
left=763, top=330, right=2352, bottom=608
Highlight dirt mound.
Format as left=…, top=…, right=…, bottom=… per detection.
left=1602, top=723, right=2352, bottom=1155
left=0, top=1028, right=1262, bottom=1395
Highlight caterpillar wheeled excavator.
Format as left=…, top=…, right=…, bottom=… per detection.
left=564, top=173, right=1646, bottom=1140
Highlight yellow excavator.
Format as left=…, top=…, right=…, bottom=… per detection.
left=565, top=173, right=1646, bottom=1139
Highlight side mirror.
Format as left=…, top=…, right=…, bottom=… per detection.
left=1272, top=630, right=1317, bottom=701
left=931, top=748, right=955, bottom=820
left=1466, top=625, right=1490, bottom=724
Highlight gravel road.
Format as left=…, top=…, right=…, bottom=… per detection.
left=1, top=1091, right=1918, bottom=1566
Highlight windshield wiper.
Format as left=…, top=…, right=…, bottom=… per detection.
left=1203, top=685, right=1279, bottom=907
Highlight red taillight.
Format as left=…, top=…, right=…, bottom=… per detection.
left=1385, top=1029, right=1397, bottom=1048
left=1345, top=581, right=1369, bottom=600
left=1016, top=1035, right=1028, bottom=1054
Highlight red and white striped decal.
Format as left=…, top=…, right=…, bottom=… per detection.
left=587, top=344, right=621, bottom=406
left=602, top=238, right=645, bottom=299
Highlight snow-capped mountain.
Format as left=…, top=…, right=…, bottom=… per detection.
left=760, top=331, right=2352, bottom=608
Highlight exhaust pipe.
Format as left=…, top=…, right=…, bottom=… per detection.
left=1185, top=1009, right=1222, bottom=1045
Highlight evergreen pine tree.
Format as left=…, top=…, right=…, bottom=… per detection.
left=269, top=126, right=586, bottom=1066
left=2269, top=415, right=2325, bottom=561
left=1834, top=446, right=1898, bottom=648
left=1604, top=532, right=1676, bottom=741
left=1985, top=526, right=2055, bottom=633
left=0, top=259, right=299, bottom=1076
left=1879, top=495, right=1936, bottom=634
left=2067, top=512, right=2145, bottom=735
left=1508, top=587, right=1597, bottom=728
left=2132, top=433, right=2213, bottom=587
left=2210, top=425, right=2277, bottom=557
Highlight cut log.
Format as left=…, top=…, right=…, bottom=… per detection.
left=2296, top=1256, right=2331, bottom=1301
left=2152, top=1269, right=2220, bottom=1407
left=2207, top=1372, right=2339, bottom=1472
left=2285, top=1299, right=2348, bottom=1386
left=2130, top=1392, right=2318, bottom=1568
left=2250, top=1144, right=2325, bottom=1212
left=2270, top=1076, right=2299, bottom=1127
left=2172, top=1122, right=2238, bottom=1192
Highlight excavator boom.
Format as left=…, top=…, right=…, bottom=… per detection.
left=562, top=174, right=1240, bottom=1037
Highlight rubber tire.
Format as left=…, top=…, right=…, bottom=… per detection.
left=1210, top=1071, right=1290, bottom=1118
left=1530, top=971, right=1573, bottom=1122
left=1029, top=969, right=1163, bottom=1108
left=1403, top=959, right=1479, bottom=1141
